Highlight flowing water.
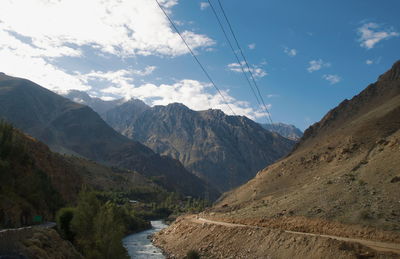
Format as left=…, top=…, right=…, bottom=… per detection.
left=123, top=220, right=168, bottom=259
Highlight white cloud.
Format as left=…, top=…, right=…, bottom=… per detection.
left=0, top=0, right=271, bottom=121
left=200, top=2, right=210, bottom=10
left=307, top=59, right=330, bottom=73
left=0, top=29, right=90, bottom=93
left=248, top=43, right=256, bottom=50
left=132, top=66, right=157, bottom=76
left=358, top=22, right=399, bottom=49
left=101, top=79, right=269, bottom=119
left=322, top=74, right=341, bottom=85
left=227, top=62, right=267, bottom=78
left=284, top=47, right=297, bottom=57
left=0, top=0, right=214, bottom=58
left=366, top=59, right=374, bottom=65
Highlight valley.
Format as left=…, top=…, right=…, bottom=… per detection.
left=0, top=1, right=399, bottom=256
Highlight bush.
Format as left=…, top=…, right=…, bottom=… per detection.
left=186, top=250, right=200, bottom=259
left=56, top=207, right=76, bottom=241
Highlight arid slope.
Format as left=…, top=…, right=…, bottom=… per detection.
left=213, top=61, right=400, bottom=231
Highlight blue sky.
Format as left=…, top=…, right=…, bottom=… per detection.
left=0, top=0, right=399, bottom=130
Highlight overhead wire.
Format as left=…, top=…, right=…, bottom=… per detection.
left=155, top=0, right=236, bottom=116
left=206, top=0, right=262, bottom=108
left=215, top=0, right=275, bottom=127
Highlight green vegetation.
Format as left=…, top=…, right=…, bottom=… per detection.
left=56, top=207, right=76, bottom=241
left=56, top=187, right=211, bottom=258
left=0, top=120, right=64, bottom=228
left=57, top=189, right=150, bottom=259
left=98, top=187, right=210, bottom=220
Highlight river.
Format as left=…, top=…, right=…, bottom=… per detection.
left=122, top=220, right=168, bottom=259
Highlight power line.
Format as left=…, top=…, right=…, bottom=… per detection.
left=155, top=0, right=236, bottom=116
left=206, top=0, right=262, bottom=108
left=216, top=0, right=275, bottom=126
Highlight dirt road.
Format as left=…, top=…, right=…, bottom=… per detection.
left=191, top=217, right=400, bottom=255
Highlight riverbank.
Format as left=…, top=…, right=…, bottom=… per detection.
left=123, top=220, right=168, bottom=259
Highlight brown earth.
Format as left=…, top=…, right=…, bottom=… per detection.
left=153, top=215, right=400, bottom=258
left=0, top=227, right=82, bottom=259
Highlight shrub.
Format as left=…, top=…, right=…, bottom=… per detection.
left=186, top=249, right=200, bottom=259
left=56, top=207, right=76, bottom=241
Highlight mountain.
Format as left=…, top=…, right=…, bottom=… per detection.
left=260, top=122, right=303, bottom=140
left=103, top=101, right=295, bottom=192
left=216, top=60, right=400, bottom=229
left=0, top=73, right=218, bottom=199
left=63, top=90, right=124, bottom=115
left=153, top=61, right=400, bottom=258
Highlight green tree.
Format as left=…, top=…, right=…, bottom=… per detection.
left=92, top=202, right=128, bottom=259
left=56, top=207, right=76, bottom=241
left=70, top=190, right=129, bottom=259
left=71, top=190, right=101, bottom=252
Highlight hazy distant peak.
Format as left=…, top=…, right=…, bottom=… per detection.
left=260, top=123, right=303, bottom=140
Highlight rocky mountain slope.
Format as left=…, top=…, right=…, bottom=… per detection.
left=103, top=101, right=295, bottom=192
left=0, top=73, right=218, bottom=199
left=154, top=61, right=400, bottom=258
left=261, top=122, right=303, bottom=140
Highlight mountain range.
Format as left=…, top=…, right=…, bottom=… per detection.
left=0, top=73, right=218, bottom=199
left=63, top=93, right=296, bottom=192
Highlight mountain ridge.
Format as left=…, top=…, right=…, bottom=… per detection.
left=103, top=101, right=295, bottom=192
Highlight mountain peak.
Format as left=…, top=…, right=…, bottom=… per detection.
left=162, top=102, right=191, bottom=112
left=378, top=60, right=400, bottom=81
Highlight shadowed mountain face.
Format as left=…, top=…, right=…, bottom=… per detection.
left=260, top=123, right=303, bottom=140
left=103, top=102, right=295, bottom=192
left=214, top=61, right=400, bottom=231
left=0, top=74, right=219, bottom=199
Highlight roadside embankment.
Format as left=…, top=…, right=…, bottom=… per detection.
left=153, top=215, right=400, bottom=259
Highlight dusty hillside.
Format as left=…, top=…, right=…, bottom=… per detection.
left=213, top=61, right=400, bottom=231
left=104, top=101, right=295, bottom=192
left=154, top=61, right=400, bottom=258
